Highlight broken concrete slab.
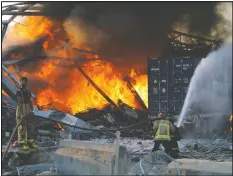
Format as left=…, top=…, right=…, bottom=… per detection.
left=167, top=159, right=232, bottom=175
left=59, top=139, right=116, bottom=152
left=54, top=139, right=132, bottom=175
left=128, top=151, right=173, bottom=175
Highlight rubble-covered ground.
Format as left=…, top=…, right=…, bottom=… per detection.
left=2, top=103, right=17, bottom=144
left=178, top=135, right=232, bottom=162
left=2, top=135, right=232, bottom=176
left=2, top=102, right=232, bottom=175
left=91, top=134, right=232, bottom=164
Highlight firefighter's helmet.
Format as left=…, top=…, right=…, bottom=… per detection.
left=158, top=112, right=165, bottom=118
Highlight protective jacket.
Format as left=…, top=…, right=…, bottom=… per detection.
left=153, top=119, right=175, bottom=141
left=16, top=88, right=34, bottom=145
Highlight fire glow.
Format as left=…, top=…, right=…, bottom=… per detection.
left=230, top=115, right=232, bottom=131
left=4, top=16, right=148, bottom=114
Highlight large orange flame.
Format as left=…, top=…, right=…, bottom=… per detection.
left=4, top=16, right=148, bottom=114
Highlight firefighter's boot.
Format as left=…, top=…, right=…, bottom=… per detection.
left=18, top=140, right=30, bottom=150
left=28, top=139, right=38, bottom=149
left=21, top=145, right=30, bottom=150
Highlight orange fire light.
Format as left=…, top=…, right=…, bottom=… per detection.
left=230, top=115, right=232, bottom=131
left=3, top=16, right=148, bottom=115
left=2, top=90, right=9, bottom=97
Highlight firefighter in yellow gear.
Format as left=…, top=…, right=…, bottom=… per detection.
left=168, top=117, right=181, bottom=159
left=152, top=112, right=175, bottom=154
left=16, top=77, right=38, bottom=150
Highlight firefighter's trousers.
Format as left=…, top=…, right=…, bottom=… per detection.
left=169, top=140, right=179, bottom=159
left=152, top=140, right=171, bottom=153
left=152, top=140, right=179, bottom=158
left=16, top=104, right=36, bottom=144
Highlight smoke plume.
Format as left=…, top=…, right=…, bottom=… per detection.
left=42, top=2, right=231, bottom=72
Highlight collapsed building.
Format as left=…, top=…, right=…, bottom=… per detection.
left=1, top=2, right=232, bottom=176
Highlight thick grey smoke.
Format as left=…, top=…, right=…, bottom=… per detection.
left=178, top=42, right=232, bottom=127
left=42, top=2, right=228, bottom=72
left=3, top=2, right=231, bottom=74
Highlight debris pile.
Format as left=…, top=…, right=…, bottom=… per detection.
left=2, top=102, right=17, bottom=144
left=92, top=135, right=232, bottom=167
left=14, top=164, right=57, bottom=176
left=179, top=138, right=232, bottom=162
left=128, top=151, right=173, bottom=175
left=1, top=102, right=61, bottom=147
left=35, top=121, right=60, bottom=147
left=75, top=102, right=151, bottom=138
left=76, top=103, right=145, bottom=124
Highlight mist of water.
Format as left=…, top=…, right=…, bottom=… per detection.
left=178, top=43, right=232, bottom=127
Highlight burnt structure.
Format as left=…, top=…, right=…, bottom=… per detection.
left=148, top=30, right=220, bottom=116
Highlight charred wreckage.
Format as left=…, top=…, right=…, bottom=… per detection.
left=1, top=2, right=232, bottom=176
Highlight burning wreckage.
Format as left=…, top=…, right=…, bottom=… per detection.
left=2, top=2, right=232, bottom=176
left=2, top=57, right=151, bottom=175
left=2, top=27, right=149, bottom=175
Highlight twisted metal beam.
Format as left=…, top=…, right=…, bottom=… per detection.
left=2, top=56, right=100, bottom=66
left=2, top=3, right=36, bottom=42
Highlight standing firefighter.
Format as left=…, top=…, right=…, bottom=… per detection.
left=16, top=77, right=38, bottom=150
left=168, top=117, right=181, bottom=159
left=152, top=112, right=175, bottom=155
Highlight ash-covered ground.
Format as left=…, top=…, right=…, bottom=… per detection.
left=3, top=135, right=231, bottom=176
left=2, top=102, right=232, bottom=176
left=92, top=135, right=232, bottom=164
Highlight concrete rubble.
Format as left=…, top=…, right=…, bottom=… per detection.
left=2, top=99, right=232, bottom=176
left=5, top=144, right=231, bottom=176
left=2, top=102, right=17, bottom=144
left=53, top=139, right=132, bottom=175
left=179, top=138, right=232, bottom=162
left=92, top=136, right=232, bottom=162
left=128, top=151, right=173, bottom=175
left=167, top=159, right=232, bottom=175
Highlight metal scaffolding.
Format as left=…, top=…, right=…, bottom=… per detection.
left=1, top=2, right=44, bottom=41
left=168, top=29, right=220, bottom=57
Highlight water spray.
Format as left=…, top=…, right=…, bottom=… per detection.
left=178, top=43, right=232, bottom=127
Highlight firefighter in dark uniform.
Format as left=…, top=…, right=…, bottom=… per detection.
left=16, top=77, right=38, bottom=150
left=152, top=112, right=175, bottom=154
left=168, top=117, right=181, bottom=158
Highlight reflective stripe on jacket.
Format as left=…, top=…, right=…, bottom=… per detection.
left=153, top=119, right=175, bottom=141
